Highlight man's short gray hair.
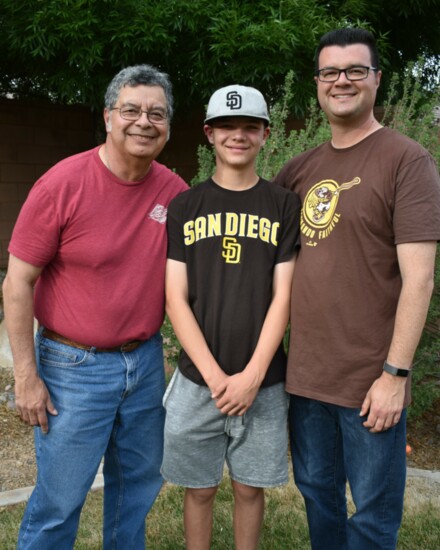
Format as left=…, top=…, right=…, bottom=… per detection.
left=104, top=64, right=174, bottom=119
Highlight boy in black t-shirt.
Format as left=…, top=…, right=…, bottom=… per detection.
left=162, top=85, right=300, bottom=549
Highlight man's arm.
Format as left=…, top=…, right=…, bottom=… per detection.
left=2, top=254, right=57, bottom=433
left=361, top=241, right=437, bottom=433
left=213, top=256, right=296, bottom=416
left=165, top=258, right=228, bottom=397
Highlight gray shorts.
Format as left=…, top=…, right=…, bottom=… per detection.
left=161, top=369, right=289, bottom=488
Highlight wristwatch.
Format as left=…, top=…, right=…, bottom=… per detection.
left=383, top=361, right=411, bottom=378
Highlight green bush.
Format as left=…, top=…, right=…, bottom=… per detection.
left=382, top=61, right=440, bottom=166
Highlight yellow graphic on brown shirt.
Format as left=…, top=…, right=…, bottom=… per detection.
left=302, top=177, right=360, bottom=246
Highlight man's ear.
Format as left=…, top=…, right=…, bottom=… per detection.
left=104, top=109, right=112, bottom=132
left=375, top=70, right=382, bottom=90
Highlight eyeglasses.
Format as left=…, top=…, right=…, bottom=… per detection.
left=111, top=105, right=168, bottom=124
left=316, top=66, right=378, bottom=82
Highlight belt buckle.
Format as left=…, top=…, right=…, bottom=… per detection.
left=120, top=341, right=137, bottom=353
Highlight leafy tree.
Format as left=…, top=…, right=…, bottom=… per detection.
left=0, top=0, right=438, bottom=115
left=0, top=0, right=333, bottom=114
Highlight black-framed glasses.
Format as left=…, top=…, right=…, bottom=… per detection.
left=111, top=105, right=168, bottom=124
left=316, top=66, right=378, bottom=82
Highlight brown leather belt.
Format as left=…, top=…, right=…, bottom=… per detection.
left=41, top=328, right=144, bottom=353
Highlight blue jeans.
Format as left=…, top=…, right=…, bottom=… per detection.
left=289, top=395, right=406, bottom=550
left=18, top=329, right=165, bottom=550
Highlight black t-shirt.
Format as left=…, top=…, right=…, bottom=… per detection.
left=167, top=177, right=301, bottom=387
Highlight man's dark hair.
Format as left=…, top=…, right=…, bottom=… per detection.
left=314, top=28, right=380, bottom=73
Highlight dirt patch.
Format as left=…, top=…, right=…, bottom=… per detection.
left=406, top=397, right=440, bottom=471
left=0, top=370, right=36, bottom=492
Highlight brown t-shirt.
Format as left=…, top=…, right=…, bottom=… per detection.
left=274, top=127, right=440, bottom=407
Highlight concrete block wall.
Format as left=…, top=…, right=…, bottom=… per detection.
left=0, top=98, right=97, bottom=267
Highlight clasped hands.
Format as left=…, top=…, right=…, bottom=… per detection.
left=209, top=369, right=261, bottom=417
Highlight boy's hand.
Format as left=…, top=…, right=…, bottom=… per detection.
left=212, top=370, right=261, bottom=416
left=205, top=369, right=229, bottom=401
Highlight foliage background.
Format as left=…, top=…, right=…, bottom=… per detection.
left=0, top=0, right=439, bottom=116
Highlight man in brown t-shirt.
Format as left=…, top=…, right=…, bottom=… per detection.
left=274, top=28, right=440, bottom=550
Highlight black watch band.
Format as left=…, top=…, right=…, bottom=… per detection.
left=383, top=361, right=410, bottom=378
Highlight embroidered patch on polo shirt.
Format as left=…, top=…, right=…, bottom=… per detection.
left=149, top=204, right=167, bottom=224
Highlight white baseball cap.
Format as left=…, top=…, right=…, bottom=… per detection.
left=204, top=85, right=270, bottom=124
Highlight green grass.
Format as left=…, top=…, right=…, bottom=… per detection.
left=397, top=503, right=440, bottom=549
left=1, top=474, right=439, bottom=549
